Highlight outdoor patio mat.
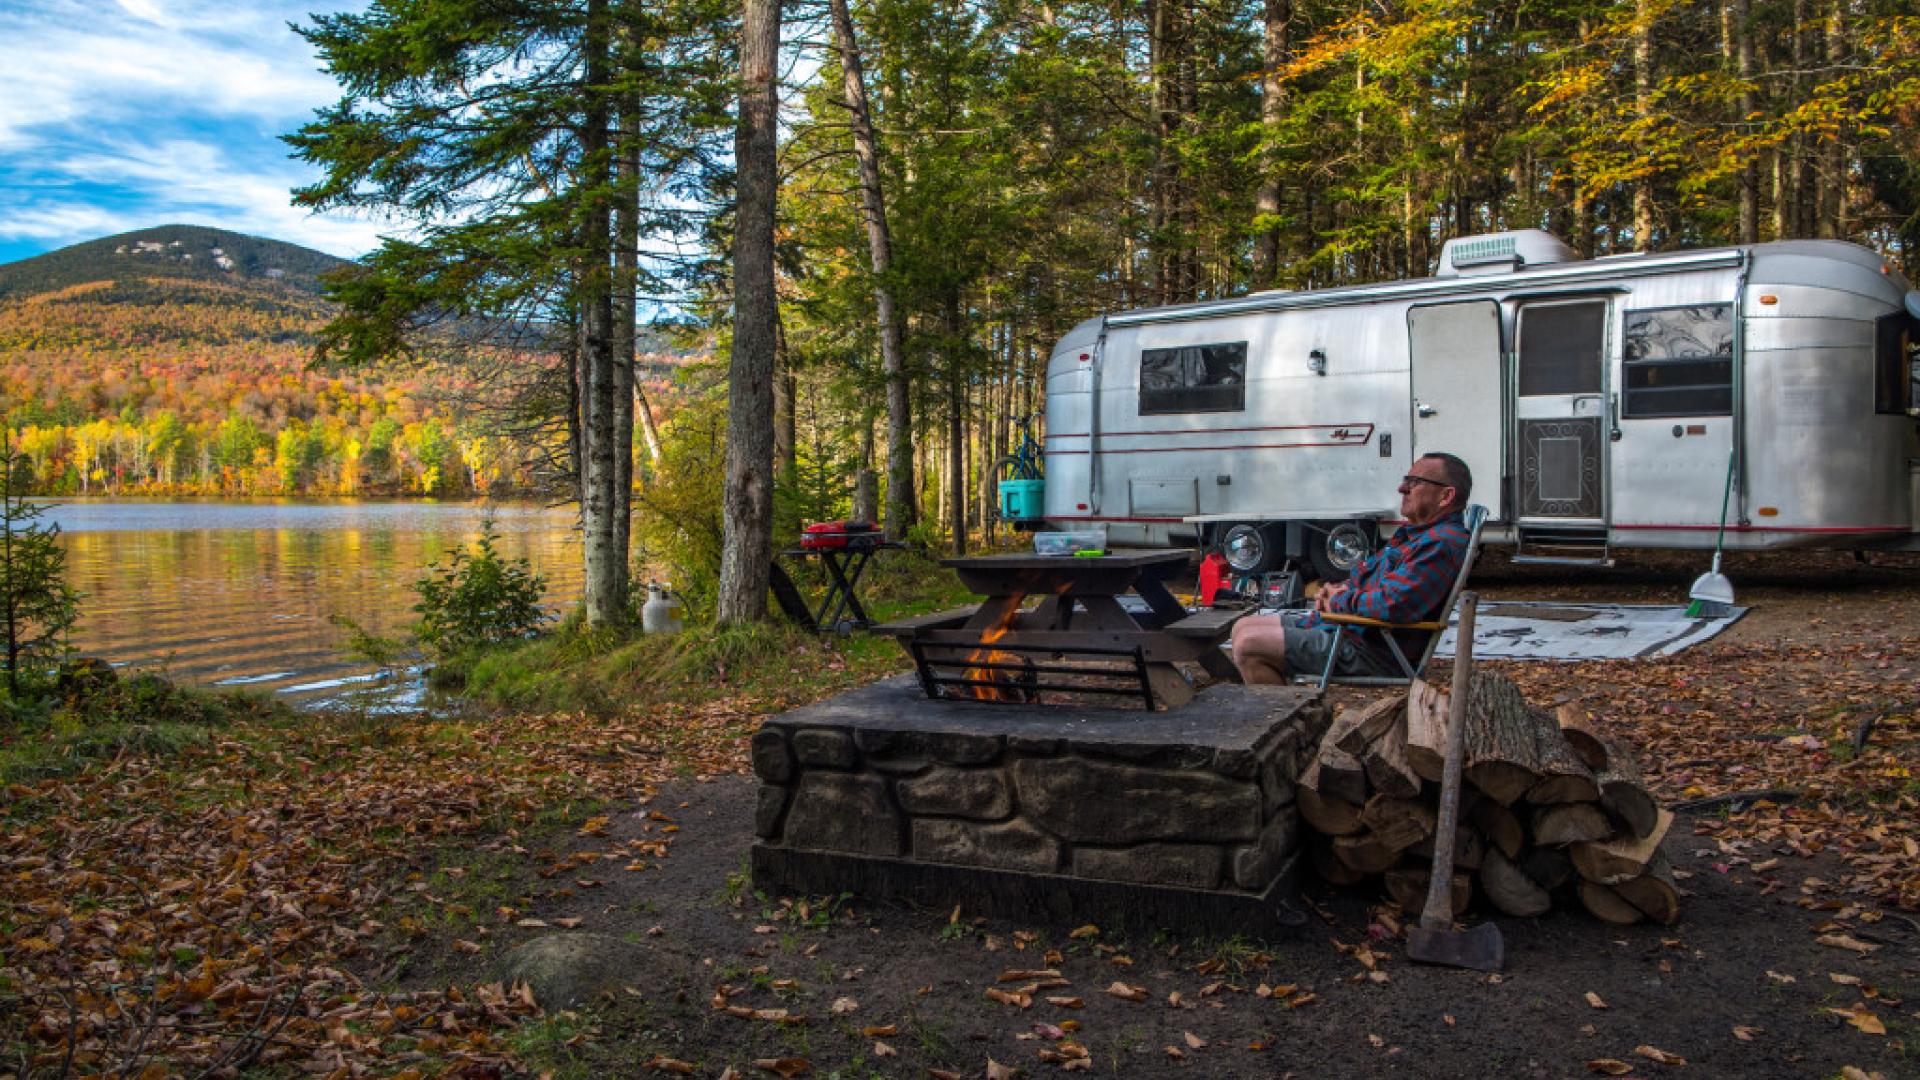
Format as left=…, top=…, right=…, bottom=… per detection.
left=1426, top=601, right=1748, bottom=661
left=1146, top=597, right=1750, bottom=662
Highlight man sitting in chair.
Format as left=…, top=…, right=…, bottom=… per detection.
left=1232, top=453, right=1473, bottom=683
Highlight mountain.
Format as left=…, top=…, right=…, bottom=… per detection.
left=0, top=225, right=348, bottom=302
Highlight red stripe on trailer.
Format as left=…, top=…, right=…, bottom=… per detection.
left=1046, top=421, right=1374, bottom=440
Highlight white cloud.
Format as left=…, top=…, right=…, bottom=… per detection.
left=0, top=0, right=381, bottom=258
left=14, top=137, right=397, bottom=256
left=0, top=204, right=144, bottom=243
left=0, top=7, right=343, bottom=151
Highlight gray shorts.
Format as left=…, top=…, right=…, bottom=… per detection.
left=1280, top=611, right=1401, bottom=679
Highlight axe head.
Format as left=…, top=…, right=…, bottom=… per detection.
left=1407, top=921, right=1505, bottom=972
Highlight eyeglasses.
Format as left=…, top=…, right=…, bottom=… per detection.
left=1398, top=475, right=1451, bottom=491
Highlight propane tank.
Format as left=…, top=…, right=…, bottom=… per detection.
left=642, top=582, right=683, bottom=635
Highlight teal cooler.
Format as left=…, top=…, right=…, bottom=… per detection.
left=998, top=478, right=1045, bottom=522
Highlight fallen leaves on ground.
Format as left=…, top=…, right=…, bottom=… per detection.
left=0, top=697, right=761, bottom=1077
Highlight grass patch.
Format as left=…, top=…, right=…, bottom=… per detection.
left=0, top=671, right=293, bottom=786
left=440, top=549, right=976, bottom=715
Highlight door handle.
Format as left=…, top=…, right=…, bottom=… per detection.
left=1415, top=401, right=1437, bottom=418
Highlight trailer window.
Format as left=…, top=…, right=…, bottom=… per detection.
left=1517, top=301, right=1606, bottom=396
left=1139, top=342, right=1247, bottom=415
left=1622, top=304, right=1734, bottom=418
left=1874, top=312, right=1914, bottom=416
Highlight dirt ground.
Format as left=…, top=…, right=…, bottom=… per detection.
left=385, top=547, right=1920, bottom=1079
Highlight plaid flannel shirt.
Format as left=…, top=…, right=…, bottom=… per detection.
left=1301, top=510, right=1470, bottom=659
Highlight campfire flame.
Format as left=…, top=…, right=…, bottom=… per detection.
left=958, top=596, right=1030, bottom=702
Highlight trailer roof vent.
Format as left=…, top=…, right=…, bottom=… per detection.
left=1436, top=230, right=1576, bottom=278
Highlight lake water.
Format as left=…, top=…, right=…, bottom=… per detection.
left=41, top=499, right=583, bottom=709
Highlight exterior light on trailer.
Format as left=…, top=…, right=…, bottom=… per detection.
left=1758, top=294, right=1778, bottom=305
left=1757, top=507, right=1780, bottom=517
left=1079, top=353, right=1090, bottom=362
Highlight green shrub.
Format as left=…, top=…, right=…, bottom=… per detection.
left=633, top=392, right=726, bottom=610
left=412, top=519, right=549, bottom=656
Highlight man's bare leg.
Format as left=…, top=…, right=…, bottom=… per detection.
left=1231, top=615, right=1291, bottom=684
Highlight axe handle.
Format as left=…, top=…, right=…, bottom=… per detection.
left=1420, top=591, right=1478, bottom=931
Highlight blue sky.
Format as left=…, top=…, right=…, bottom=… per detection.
left=0, top=0, right=386, bottom=265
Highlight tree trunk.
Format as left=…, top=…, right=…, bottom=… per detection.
left=1731, top=0, right=1759, bottom=243
left=580, top=0, right=621, bottom=626
left=1252, top=0, right=1290, bottom=287
left=612, top=103, right=640, bottom=601
left=947, top=363, right=967, bottom=556
left=635, top=381, right=663, bottom=464
left=1818, top=1, right=1846, bottom=238
left=1632, top=0, right=1655, bottom=251
left=773, top=319, right=796, bottom=476
left=717, top=0, right=781, bottom=625
left=829, top=0, right=913, bottom=541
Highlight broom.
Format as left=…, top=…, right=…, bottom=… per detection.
left=1687, top=449, right=1737, bottom=618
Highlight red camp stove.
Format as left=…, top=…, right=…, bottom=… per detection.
left=799, top=520, right=882, bottom=552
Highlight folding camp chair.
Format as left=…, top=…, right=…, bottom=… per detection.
left=1310, top=504, right=1489, bottom=689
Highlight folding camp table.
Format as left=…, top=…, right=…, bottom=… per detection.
left=771, top=539, right=903, bottom=633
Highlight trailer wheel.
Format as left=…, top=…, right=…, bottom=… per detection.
left=1309, top=520, right=1375, bottom=581
left=1217, top=523, right=1281, bottom=576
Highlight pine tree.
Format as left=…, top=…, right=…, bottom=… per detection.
left=0, top=430, right=78, bottom=702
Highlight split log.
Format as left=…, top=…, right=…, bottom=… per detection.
left=1571, top=807, right=1674, bottom=885
left=1578, top=881, right=1646, bottom=925
left=1408, top=824, right=1485, bottom=872
left=1527, top=711, right=1600, bottom=804
left=1553, top=703, right=1610, bottom=770
left=1553, top=705, right=1660, bottom=837
left=1297, top=786, right=1364, bottom=837
left=1310, top=835, right=1369, bottom=886
left=1384, top=865, right=1471, bottom=919
left=1600, top=777, right=1661, bottom=840
left=1533, top=803, right=1613, bottom=846
left=1405, top=679, right=1449, bottom=782
left=1360, top=796, right=1436, bottom=841
left=1362, top=717, right=1420, bottom=799
left=1333, top=695, right=1405, bottom=755
left=1331, top=831, right=1410, bottom=875
left=1468, top=798, right=1524, bottom=859
left=1313, top=747, right=1369, bottom=806
left=1480, top=847, right=1551, bottom=917
left=1519, top=847, right=1575, bottom=892
left=1613, top=850, right=1682, bottom=925
left=1462, top=672, right=1541, bottom=806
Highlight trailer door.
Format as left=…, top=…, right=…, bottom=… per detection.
left=1409, top=301, right=1505, bottom=520
left=1513, top=299, right=1610, bottom=534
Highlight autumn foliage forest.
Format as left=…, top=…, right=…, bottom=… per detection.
left=0, top=228, right=693, bottom=499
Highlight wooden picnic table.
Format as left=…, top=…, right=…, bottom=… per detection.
left=874, top=550, right=1248, bottom=709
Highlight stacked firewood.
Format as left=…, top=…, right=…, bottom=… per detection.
left=1299, top=671, right=1680, bottom=925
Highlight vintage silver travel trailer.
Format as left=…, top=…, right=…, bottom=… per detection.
left=1040, top=229, right=1920, bottom=578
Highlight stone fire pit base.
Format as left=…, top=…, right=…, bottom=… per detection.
left=750, top=675, right=1328, bottom=937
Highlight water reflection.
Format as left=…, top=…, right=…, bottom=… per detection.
left=44, top=499, right=583, bottom=708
